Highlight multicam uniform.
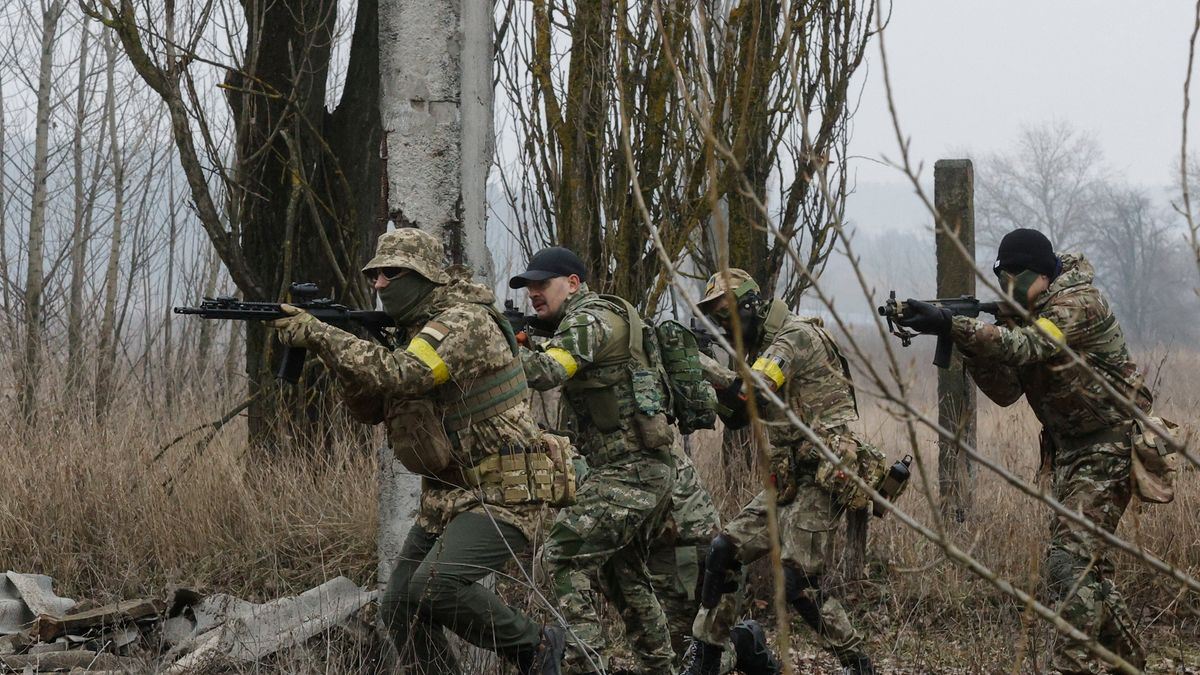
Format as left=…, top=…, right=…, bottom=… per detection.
left=951, top=254, right=1150, bottom=672
left=521, top=286, right=676, bottom=674
left=276, top=235, right=553, bottom=673
left=648, top=446, right=730, bottom=669
left=695, top=298, right=870, bottom=663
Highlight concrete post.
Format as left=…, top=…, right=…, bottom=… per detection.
left=933, top=159, right=977, bottom=523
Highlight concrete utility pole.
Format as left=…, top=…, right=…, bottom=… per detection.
left=933, top=159, right=978, bottom=523
left=377, top=0, right=496, bottom=584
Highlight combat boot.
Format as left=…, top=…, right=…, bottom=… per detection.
left=514, top=625, right=565, bottom=675
left=835, top=649, right=876, bottom=675
left=730, top=620, right=781, bottom=675
left=678, top=639, right=724, bottom=675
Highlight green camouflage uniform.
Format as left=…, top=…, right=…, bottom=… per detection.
left=694, top=298, right=867, bottom=661
left=273, top=230, right=549, bottom=673
left=647, top=445, right=738, bottom=672
left=951, top=254, right=1151, bottom=672
left=522, top=286, right=676, bottom=674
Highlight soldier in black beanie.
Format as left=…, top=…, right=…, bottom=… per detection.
left=898, top=228, right=1155, bottom=673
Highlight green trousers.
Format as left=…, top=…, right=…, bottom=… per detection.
left=380, top=511, right=542, bottom=674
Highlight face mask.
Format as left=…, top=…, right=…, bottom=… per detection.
left=378, top=273, right=437, bottom=324
left=997, top=269, right=1041, bottom=308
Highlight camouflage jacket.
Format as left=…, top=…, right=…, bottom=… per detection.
left=751, top=300, right=859, bottom=453
left=301, top=278, right=547, bottom=540
left=521, top=286, right=670, bottom=465
left=700, top=301, right=859, bottom=458
left=951, top=254, right=1152, bottom=441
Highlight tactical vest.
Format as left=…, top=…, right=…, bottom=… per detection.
left=435, top=304, right=530, bottom=442
left=560, top=294, right=673, bottom=462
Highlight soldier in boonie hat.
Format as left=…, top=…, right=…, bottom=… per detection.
left=698, top=268, right=760, bottom=309
left=362, top=228, right=451, bottom=285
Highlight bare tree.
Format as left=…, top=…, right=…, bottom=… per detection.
left=88, top=0, right=383, bottom=449
left=18, top=0, right=66, bottom=425
left=497, top=0, right=872, bottom=311
left=974, top=120, right=1106, bottom=255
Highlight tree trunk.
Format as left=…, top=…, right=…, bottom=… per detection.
left=378, top=2, right=495, bottom=668
left=95, top=28, right=126, bottom=417
left=18, top=0, right=65, bottom=426
left=553, top=0, right=612, bottom=280
left=67, top=24, right=92, bottom=396
left=0, top=71, right=12, bottom=345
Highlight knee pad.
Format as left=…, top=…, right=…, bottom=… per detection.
left=700, top=534, right=741, bottom=609
left=783, top=567, right=820, bottom=603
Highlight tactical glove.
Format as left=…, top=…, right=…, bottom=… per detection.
left=895, top=298, right=953, bottom=337
left=715, top=378, right=751, bottom=430
left=266, top=303, right=320, bottom=348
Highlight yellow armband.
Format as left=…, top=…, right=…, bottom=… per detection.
left=752, top=356, right=786, bottom=390
left=1034, top=317, right=1065, bottom=345
left=545, top=347, right=579, bottom=378
left=407, top=337, right=451, bottom=385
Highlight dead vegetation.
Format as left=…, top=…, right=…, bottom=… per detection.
left=1, top=339, right=1196, bottom=672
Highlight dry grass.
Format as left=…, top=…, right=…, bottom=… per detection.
left=0, top=344, right=1197, bottom=672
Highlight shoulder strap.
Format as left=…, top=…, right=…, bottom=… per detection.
left=480, top=303, right=520, bottom=356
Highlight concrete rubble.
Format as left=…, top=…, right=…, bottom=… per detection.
left=0, top=572, right=379, bottom=673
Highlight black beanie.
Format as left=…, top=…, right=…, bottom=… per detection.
left=996, top=228, right=1058, bottom=277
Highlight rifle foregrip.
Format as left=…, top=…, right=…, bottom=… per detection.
left=278, top=346, right=307, bottom=383
left=933, top=335, right=953, bottom=369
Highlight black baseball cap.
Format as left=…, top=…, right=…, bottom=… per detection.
left=508, top=247, right=588, bottom=288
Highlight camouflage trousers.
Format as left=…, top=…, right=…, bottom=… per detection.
left=1045, top=436, right=1143, bottom=673
left=693, top=466, right=862, bottom=658
left=647, top=539, right=738, bottom=673
left=544, top=448, right=676, bottom=674
left=380, top=512, right=542, bottom=674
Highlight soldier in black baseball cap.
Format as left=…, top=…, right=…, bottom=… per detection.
left=509, top=247, right=589, bottom=322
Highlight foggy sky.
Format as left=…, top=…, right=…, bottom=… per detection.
left=844, top=1, right=1200, bottom=232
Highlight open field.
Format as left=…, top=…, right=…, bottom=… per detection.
left=1, top=343, right=1197, bottom=672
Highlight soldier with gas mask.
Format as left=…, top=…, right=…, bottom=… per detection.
left=512, top=246, right=677, bottom=675
left=267, top=228, right=566, bottom=675
left=682, top=269, right=877, bottom=675
left=895, top=228, right=1152, bottom=673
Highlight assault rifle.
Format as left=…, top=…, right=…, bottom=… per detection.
left=174, top=282, right=393, bottom=383
left=877, top=291, right=1001, bottom=369
left=503, top=299, right=532, bottom=335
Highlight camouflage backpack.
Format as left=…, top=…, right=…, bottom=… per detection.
left=603, top=296, right=718, bottom=435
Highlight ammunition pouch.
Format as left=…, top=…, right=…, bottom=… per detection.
left=1131, top=416, right=1182, bottom=504
left=386, top=398, right=453, bottom=476
left=459, top=435, right=579, bottom=507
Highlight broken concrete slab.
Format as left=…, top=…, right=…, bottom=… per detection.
left=164, top=576, right=377, bottom=672
left=0, top=574, right=75, bottom=636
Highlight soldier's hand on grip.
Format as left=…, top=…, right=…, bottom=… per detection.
left=267, top=303, right=318, bottom=347
left=894, top=298, right=953, bottom=337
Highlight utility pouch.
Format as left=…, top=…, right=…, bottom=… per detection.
left=543, top=433, right=579, bottom=506
left=1131, top=416, right=1182, bottom=504
left=814, top=434, right=888, bottom=510
left=634, top=412, right=675, bottom=450
left=386, top=398, right=453, bottom=476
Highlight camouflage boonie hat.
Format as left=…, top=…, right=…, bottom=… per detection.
left=362, top=228, right=450, bottom=284
left=698, top=268, right=760, bottom=307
